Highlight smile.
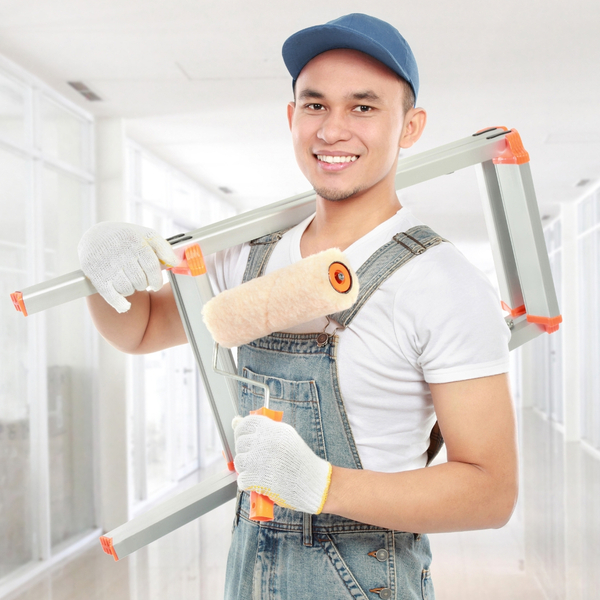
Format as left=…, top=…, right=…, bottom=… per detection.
left=316, top=155, right=358, bottom=164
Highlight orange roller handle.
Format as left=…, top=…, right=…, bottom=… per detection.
left=248, top=406, right=284, bottom=522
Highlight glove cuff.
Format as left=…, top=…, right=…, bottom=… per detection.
left=315, top=463, right=333, bottom=515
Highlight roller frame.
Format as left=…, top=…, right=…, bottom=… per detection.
left=11, top=127, right=561, bottom=559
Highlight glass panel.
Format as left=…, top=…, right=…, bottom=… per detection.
left=0, top=148, right=33, bottom=576
left=43, top=167, right=95, bottom=548
left=172, top=177, right=199, bottom=227
left=41, top=97, right=86, bottom=170
left=140, top=155, right=168, bottom=207
left=579, top=235, right=595, bottom=444
left=143, top=351, right=170, bottom=496
left=169, top=345, right=199, bottom=476
left=0, top=72, right=27, bottom=147
left=593, top=230, right=600, bottom=449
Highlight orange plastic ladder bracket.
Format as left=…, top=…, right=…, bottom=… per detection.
left=526, top=314, right=563, bottom=334
left=10, top=291, right=27, bottom=316
left=493, top=129, right=530, bottom=165
left=169, top=244, right=207, bottom=277
left=99, top=536, right=119, bottom=561
left=501, top=301, right=526, bottom=318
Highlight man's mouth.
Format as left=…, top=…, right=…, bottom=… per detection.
left=316, top=154, right=359, bottom=164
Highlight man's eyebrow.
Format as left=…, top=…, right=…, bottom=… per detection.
left=297, top=88, right=325, bottom=100
left=296, top=89, right=383, bottom=102
left=347, top=90, right=382, bottom=102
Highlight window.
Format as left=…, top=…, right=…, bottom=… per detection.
left=577, top=187, right=600, bottom=450
left=530, top=219, right=563, bottom=424
left=126, top=142, right=236, bottom=509
left=0, top=54, right=96, bottom=590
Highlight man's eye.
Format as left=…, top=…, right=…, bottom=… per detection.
left=354, top=105, right=372, bottom=113
left=307, top=103, right=324, bottom=110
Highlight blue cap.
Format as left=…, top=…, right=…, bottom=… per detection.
left=282, top=13, right=419, bottom=104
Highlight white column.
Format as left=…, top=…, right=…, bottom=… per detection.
left=560, top=200, right=582, bottom=599
left=519, top=341, right=535, bottom=408
left=95, top=118, right=130, bottom=531
left=560, top=201, right=579, bottom=442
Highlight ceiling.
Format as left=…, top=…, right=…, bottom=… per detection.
left=1, top=0, right=599, bottom=272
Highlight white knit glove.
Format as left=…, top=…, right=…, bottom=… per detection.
left=78, top=222, right=179, bottom=313
left=233, top=414, right=333, bottom=514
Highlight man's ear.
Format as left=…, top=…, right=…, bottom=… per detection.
left=287, top=102, right=295, bottom=131
left=399, top=107, right=427, bottom=149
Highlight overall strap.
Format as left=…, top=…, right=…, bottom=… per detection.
left=329, top=224, right=447, bottom=467
left=242, top=228, right=292, bottom=284
left=330, top=225, right=446, bottom=327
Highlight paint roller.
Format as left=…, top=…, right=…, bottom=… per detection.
left=202, top=247, right=359, bottom=521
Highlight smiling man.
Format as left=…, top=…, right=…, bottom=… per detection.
left=78, top=13, right=518, bottom=600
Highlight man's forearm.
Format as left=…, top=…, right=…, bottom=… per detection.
left=322, top=460, right=518, bottom=533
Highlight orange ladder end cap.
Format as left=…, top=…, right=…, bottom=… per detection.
left=526, top=314, right=563, bottom=333
left=99, top=536, right=119, bottom=561
left=184, top=244, right=206, bottom=276
left=167, top=244, right=206, bottom=277
left=493, top=129, right=530, bottom=165
left=10, top=292, right=28, bottom=316
left=501, top=301, right=526, bottom=318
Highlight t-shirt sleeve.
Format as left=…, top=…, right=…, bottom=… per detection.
left=204, top=242, right=251, bottom=294
left=394, top=243, right=511, bottom=384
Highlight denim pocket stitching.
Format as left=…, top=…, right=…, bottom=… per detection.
left=317, top=534, right=369, bottom=599
left=421, top=568, right=432, bottom=600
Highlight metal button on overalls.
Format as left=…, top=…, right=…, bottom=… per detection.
left=368, top=548, right=389, bottom=561
left=376, top=548, right=388, bottom=561
left=370, top=587, right=393, bottom=599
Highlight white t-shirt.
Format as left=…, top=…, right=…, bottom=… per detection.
left=206, top=208, right=510, bottom=473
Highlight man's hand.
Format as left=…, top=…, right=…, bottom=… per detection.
left=233, top=415, right=332, bottom=514
left=78, top=222, right=179, bottom=313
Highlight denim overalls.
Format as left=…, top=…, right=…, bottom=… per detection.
left=224, top=225, right=445, bottom=600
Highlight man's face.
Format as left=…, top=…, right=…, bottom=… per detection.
left=287, top=49, right=415, bottom=203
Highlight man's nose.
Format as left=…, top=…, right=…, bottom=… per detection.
left=317, top=110, right=352, bottom=144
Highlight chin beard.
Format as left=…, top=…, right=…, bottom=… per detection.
left=313, top=186, right=363, bottom=202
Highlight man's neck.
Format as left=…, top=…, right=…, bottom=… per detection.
left=300, top=190, right=402, bottom=257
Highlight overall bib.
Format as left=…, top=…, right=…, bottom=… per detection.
left=224, top=226, right=444, bottom=600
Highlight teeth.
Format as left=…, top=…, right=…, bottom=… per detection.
left=317, top=155, right=358, bottom=164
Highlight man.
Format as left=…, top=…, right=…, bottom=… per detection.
left=79, top=14, right=518, bottom=599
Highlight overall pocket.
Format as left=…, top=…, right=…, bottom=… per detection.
left=240, top=367, right=328, bottom=461
left=317, top=530, right=394, bottom=599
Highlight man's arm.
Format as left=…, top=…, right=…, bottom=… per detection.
left=86, top=283, right=187, bottom=354
left=321, top=373, right=518, bottom=532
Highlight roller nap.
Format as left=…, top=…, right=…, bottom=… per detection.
left=202, top=248, right=358, bottom=348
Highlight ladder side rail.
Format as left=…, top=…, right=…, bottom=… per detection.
left=496, top=162, right=561, bottom=321
left=16, top=194, right=317, bottom=316
left=394, top=131, right=509, bottom=191
left=102, top=470, right=237, bottom=561
left=15, top=129, right=512, bottom=316
left=168, top=271, right=239, bottom=466
left=476, top=160, right=525, bottom=312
